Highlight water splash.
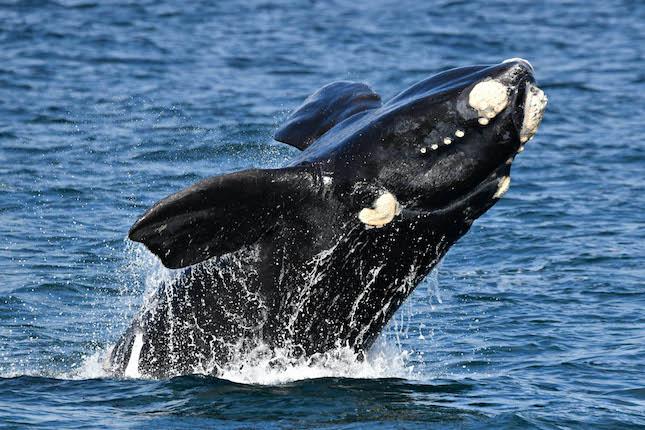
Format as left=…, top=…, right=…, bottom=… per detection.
left=68, top=340, right=416, bottom=385
left=87, top=243, right=440, bottom=384
left=218, top=343, right=415, bottom=385
left=2, top=241, right=441, bottom=385
left=0, top=233, right=444, bottom=383
left=67, top=350, right=111, bottom=380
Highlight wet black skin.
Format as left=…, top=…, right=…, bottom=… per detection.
left=109, top=60, right=538, bottom=377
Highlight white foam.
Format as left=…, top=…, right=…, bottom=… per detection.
left=62, top=339, right=417, bottom=385
left=71, top=351, right=110, bottom=379
left=220, top=342, right=415, bottom=385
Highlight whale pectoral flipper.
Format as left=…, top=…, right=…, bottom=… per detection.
left=128, top=167, right=321, bottom=269
left=274, top=81, right=381, bottom=150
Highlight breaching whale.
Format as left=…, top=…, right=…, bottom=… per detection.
left=108, top=59, right=547, bottom=378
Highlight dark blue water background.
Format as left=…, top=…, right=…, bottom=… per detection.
left=1, top=0, right=644, bottom=428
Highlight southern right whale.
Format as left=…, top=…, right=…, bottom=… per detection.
left=108, top=58, right=547, bottom=378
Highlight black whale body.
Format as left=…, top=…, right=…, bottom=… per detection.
left=108, top=59, right=547, bottom=377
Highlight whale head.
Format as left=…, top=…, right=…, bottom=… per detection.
left=366, top=59, right=547, bottom=226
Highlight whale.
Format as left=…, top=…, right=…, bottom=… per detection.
left=108, top=59, right=547, bottom=378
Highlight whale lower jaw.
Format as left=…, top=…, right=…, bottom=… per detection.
left=520, top=82, right=548, bottom=143
left=407, top=163, right=511, bottom=220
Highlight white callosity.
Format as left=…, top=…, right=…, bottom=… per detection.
left=358, top=192, right=401, bottom=228
left=469, top=78, right=509, bottom=125
left=520, top=83, right=548, bottom=143
left=493, top=176, right=511, bottom=199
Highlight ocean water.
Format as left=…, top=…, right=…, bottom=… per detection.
left=1, top=0, right=644, bottom=428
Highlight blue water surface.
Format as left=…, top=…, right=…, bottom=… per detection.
left=1, top=0, right=644, bottom=428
